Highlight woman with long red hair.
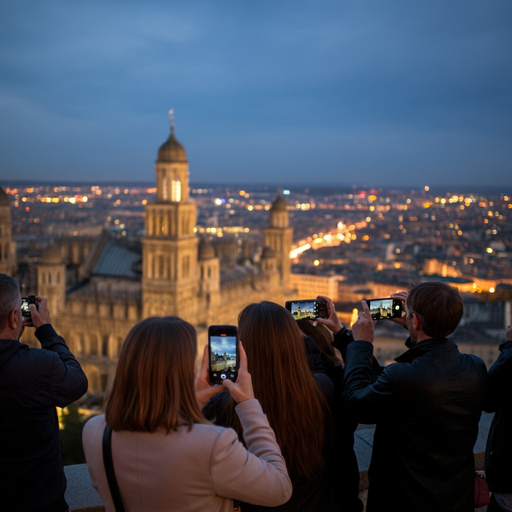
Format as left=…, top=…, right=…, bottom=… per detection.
left=203, top=301, right=345, bottom=511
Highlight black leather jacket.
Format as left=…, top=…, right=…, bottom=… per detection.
left=0, top=324, right=88, bottom=512
left=343, top=336, right=487, bottom=512
left=484, top=339, right=512, bottom=493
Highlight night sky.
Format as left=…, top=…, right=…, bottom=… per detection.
left=1, top=0, right=511, bottom=189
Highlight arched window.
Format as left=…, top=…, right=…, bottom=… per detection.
left=162, top=175, right=169, bottom=201
left=172, top=180, right=181, bottom=202
left=102, top=336, right=109, bottom=356
left=182, top=255, right=190, bottom=278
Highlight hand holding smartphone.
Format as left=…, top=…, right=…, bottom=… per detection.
left=208, top=325, right=239, bottom=385
left=21, top=295, right=38, bottom=319
left=285, top=299, right=327, bottom=320
left=365, top=298, right=403, bottom=320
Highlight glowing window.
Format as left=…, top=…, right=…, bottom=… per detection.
left=172, top=180, right=181, bottom=202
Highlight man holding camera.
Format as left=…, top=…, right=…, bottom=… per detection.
left=0, top=274, right=88, bottom=512
left=341, top=282, right=486, bottom=512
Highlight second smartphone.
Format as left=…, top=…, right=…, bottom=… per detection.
left=365, top=298, right=403, bottom=320
left=285, top=299, right=327, bottom=320
left=208, top=325, right=239, bottom=385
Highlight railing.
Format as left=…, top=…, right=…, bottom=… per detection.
left=65, top=413, right=494, bottom=511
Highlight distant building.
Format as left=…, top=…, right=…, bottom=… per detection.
left=0, top=187, right=15, bottom=275
left=290, top=272, right=343, bottom=301
left=14, top=121, right=294, bottom=395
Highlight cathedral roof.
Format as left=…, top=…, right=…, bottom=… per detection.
left=271, top=194, right=288, bottom=212
left=93, top=241, right=141, bottom=279
left=0, top=187, right=10, bottom=207
left=157, top=126, right=187, bottom=163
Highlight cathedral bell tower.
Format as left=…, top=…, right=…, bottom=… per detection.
left=263, top=194, right=293, bottom=286
left=142, top=113, right=199, bottom=321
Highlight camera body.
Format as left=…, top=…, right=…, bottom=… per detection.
left=365, top=298, right=403, bottom=320
left=208, top=325, right=239, bottom=385
left=21, top=295, right=38, bottom=319
left=285, top=299, right=328, bottom=321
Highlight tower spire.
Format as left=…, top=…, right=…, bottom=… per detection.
left=169, top=108, right=175, bottom=133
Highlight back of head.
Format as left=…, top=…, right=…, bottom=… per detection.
left=296, top=319, right=338, bottom=362
left=237, top=301, right=326, bottom=479
left=407, top=282, right=463, bottom=338
left=0, top=274, right=20, bottom=333
left=239, top=301, right=310, bottom=388
left=106, top=316, right=205, bottom=432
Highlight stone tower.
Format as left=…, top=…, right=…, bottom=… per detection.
left=263, top=194, right=293, bottom=286
left=0, top=187, right=14, bottom=275
left=198, top=239, right=221, bottom=324
left=142, top=118, right=199, bottom=321
left=37, top=243, right=66, bottom=315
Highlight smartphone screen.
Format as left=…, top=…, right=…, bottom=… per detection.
left=365, top=298, right=403, bottom=320
left=285, top=299, right=327, bottom=320
left=208, top=325, right=239, bottom=385
left=21, top=296, right=36, bottom=318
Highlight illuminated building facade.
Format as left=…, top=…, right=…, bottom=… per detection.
left=15, top=121, right=294, bottom=395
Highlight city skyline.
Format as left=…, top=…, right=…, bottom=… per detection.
left=1, top=1, right=511, bottom=188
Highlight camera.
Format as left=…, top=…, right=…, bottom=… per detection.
left=285, top=299, right=328, bottom=321
left=208, top=325, right=239, bottom=385
left=21, top=295, right=38, bottom=319
left=365, top=298, right=403, bottom=320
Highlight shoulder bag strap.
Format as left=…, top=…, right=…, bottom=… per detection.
left=102, top=424, right=126, bottom=512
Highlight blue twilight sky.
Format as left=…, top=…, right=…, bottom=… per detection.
left=1, top=0, right=511, bottom=188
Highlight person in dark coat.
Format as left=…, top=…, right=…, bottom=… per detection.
left=0, top=274, right=88, bottom=512
left=484, top=324, right=512, bottom=512
left=342, top=281, right=487, bottom=512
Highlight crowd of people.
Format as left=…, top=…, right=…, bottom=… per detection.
left=1, top=272, right=511, bottom=512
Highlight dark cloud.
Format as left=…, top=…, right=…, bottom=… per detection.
left=1, top=0, right=511, bottom=187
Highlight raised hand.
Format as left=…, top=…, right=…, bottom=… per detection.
left=315, top=295, right=343, bottom=334
left=195, top=345, right=225, bottom=407
left=351, top=300, right=376, bottom=344
left=222, top=342, right=255, bottom=404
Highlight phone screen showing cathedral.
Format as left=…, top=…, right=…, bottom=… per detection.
left=209, top=336, right=237, bottom=372
left=290, top=301, right=317, bottom=320
left=368, top=299, right=393, bottom=320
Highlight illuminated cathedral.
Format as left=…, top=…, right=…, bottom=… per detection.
left=11, top=119, right=294, bottom=394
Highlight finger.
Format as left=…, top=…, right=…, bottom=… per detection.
left=238, top=342, right=248, bottom=372
left=317, top=295, right=333, bottom=307
left=361, top=300, right=371, bottom=319
left=199, top=345, right=208, bottom=376
left=38, top=297, right=47, bottom=309
left=222, top=379, right=234, bottom=391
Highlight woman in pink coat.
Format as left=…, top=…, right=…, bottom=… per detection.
left=82, top=316, right=292, bottom=512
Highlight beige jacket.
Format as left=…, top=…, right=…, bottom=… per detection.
left=82, top=399, right=292, bottom=512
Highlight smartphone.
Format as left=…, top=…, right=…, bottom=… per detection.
left=285, top=299, right=328, bottom=320
left=365, top=298, right=403, bottom=320
left=21, top=295, right=37, bottom=319
left=208, top=325, right=239, bottom=385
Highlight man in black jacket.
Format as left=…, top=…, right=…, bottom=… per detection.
left=0, top=274, right=88, bottom=512
left=342, top=282, right=487, bottom=512
left=484, top=324, right=512, bottom=512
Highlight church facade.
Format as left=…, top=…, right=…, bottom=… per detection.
left=11, top=122, right=294, bottom=395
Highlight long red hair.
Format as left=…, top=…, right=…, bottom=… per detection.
left=221, top=301, right=327, bottom=480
